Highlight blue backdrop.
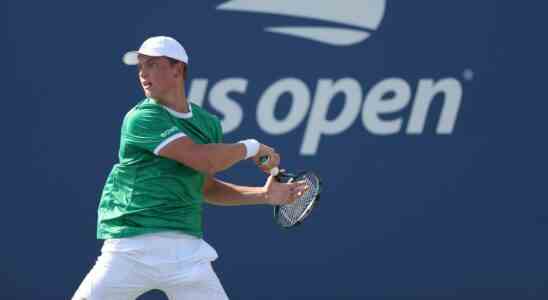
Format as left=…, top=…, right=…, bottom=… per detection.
left=9, top=0, right=548, bottom=299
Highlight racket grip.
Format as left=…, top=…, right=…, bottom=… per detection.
left=259, top=156, right=280, bottom=176
left=259, top=156, right=269, bottom=165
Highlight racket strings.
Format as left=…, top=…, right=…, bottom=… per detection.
left=277, top=173, right=320, bottom=227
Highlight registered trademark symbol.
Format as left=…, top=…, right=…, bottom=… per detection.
left=463, top=69, right=474, bottom=81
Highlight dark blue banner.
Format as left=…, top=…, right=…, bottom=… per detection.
left=9, top=0, right=548, bottom=299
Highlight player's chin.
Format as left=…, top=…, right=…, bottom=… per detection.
left=143, top=89, right=154, bottom=98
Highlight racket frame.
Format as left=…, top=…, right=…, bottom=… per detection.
left=273, top=170, right=322, bottom=228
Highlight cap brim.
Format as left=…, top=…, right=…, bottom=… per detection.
left=122, top=51, right=139, bottom=65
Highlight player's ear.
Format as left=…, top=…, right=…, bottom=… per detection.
left=173, top=62, right=186, bottom=80
left=181, top=63, right=187, bottom=81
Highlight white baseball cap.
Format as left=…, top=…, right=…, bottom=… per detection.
left=123, top=36, right=189, bottom=65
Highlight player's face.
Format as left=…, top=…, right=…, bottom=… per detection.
left=137, top=55, right=179, bottom=100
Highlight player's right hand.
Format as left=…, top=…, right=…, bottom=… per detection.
left=253, top=144, right=280, bottom=174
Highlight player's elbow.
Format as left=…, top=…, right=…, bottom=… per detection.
left=201, top=159, right=220, bottom=176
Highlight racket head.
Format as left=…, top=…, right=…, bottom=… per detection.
left=273, top=170, right=322, bottom=228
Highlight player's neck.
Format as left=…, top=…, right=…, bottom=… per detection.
left=156, top=86, right=189, bottom=113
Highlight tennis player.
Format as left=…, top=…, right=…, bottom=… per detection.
left=72, top=36, right=308, bottom=300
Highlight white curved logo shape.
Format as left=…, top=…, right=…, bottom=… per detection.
left=217, top=0, right=386, bottom=46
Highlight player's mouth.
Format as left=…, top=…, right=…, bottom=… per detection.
left=142, top=81, right=152, bottom=89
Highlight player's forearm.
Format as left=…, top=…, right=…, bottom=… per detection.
left=203, top=177, right=269, bottom=206
left=193, top=143, right=247, bottom=174
left=159, top=138, right=260, bottom=175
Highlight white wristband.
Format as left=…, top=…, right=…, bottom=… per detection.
left=238, top=139, right=260, bottom=159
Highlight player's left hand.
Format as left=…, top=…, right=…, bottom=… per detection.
left=262, top=175, right=309, bottom=205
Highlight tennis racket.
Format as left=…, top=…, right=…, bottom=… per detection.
left=259, top=156, right=322, bottom=228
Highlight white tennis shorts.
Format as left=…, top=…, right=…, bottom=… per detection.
left=72, top=231, right=229, bottom=300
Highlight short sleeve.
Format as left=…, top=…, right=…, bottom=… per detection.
left=214, top=117, right=223, bottom=143
left=123, top=106, right=186, bottom=155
